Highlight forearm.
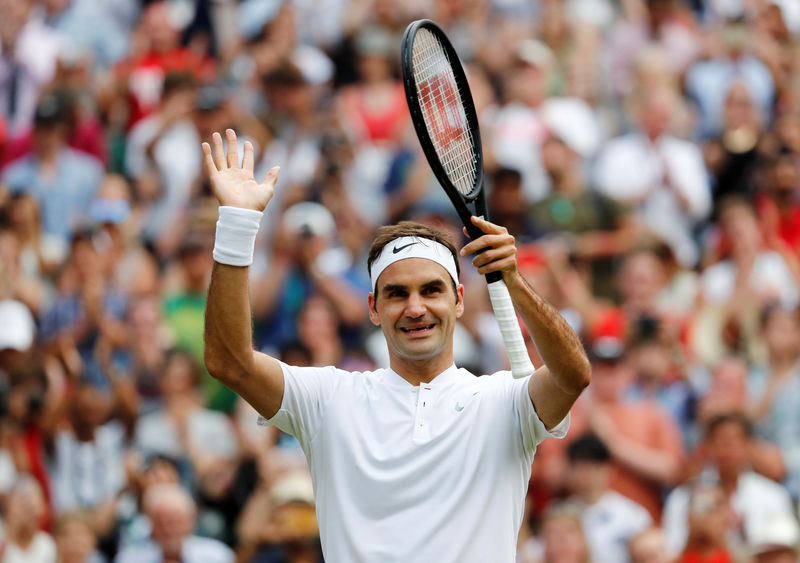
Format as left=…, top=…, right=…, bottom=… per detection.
left=606, top=434, right=680, bottom=485
left=204, top=263, right=257, bottom=379
left=506, top=273, right=591, bottom=394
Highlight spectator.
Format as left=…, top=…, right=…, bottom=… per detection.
left=0, top=0, right=64, bottom=137
left=693, top=198, right=799, bottom=366
left=2, top=92, right=104, bottom=244
left=114, top=482, right=234, bottom=563
left=749, top=305, right=800, bottom=497
left=685, top=18, right=776, bottom=139
left=40, top=229, right=128, bottom=387
left=538, top=504, right=591, bottom=563
left=663, top=412, right=795, bottom=558
left=677, top=482, right=734, bottom=563
left=629, top=527, right=672, bottom=563
left=564, top=433, right=652, bottom=563
left=748, top=514, right=800, bottom=563
left=530, top=130, right=637, bottom=299
left=583, top=336, right=684, bottom=521
left=52, top=512, right=103, bottom=563
left=124, top=72, right=203, bottom=251
left=594, top=86, right=712, bottom=267
left=2, top=475, right=57, bottom=563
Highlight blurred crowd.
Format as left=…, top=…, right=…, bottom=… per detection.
left=1, top=0, right=800, bottom=561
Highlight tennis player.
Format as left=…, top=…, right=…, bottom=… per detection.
left=203, top=129, right=591, bottom=562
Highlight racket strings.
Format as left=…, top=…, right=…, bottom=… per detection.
left=412, top=29, right=477, bottom=197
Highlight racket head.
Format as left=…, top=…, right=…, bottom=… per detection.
left=401, top=19, right=486, bottom=234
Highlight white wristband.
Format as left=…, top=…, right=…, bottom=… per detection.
left=213, top=206, right=263, bottom=266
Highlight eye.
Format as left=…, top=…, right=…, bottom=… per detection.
left=387, top=288, right=407, bottom=298
left=422, top=285, right=443, bottom=296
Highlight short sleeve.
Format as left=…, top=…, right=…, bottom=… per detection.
left=515, top=375, right=570, bottom=453
left=258, top=362, right=340, bottom=444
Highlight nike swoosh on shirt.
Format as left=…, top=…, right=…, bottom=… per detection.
left=392, top=242, right=419, bottom=254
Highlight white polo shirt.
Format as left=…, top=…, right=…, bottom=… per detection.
left=260, top=362, right=568, bottom=563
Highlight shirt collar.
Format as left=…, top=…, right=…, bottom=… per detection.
left=384, top=364, right=461, bottom=388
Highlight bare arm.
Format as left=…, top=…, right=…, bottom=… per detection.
left=202, top=129, right=285, bottom=419
left=461, top=216, right=591, bottom=429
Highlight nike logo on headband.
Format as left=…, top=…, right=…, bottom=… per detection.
left=392, top=242, right=419, bottom=254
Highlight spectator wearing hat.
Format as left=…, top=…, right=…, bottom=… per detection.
left=529, top=128, right=637, bottom=300
left=749, top=514, right=800, bottom=563
left=237, top=470, right=322, bottom=563
left=1, top=91, right=104, bottom=245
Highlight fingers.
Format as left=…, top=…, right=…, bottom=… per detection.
left=226, top=128, right=239, bottom=168
left=460, top=231, right=514, bottom=257
left=242, top=141, right=254, bottom=173
left=470, top=215, right=506, bottom=235
left=201, top=142, right=218, bottom=178
left=211, top=132, right=227, bottom=170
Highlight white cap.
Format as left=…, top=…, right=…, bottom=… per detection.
left=270, top=470, right=315, bottom=505
left=541, top=98, right=602, bottom=159
left=283, top=202, right=336, bottom=238
left=750, top=514, right=800, bottom=555
left=0, top=300, right=35, bottom=352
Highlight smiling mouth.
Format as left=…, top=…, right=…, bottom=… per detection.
left=400, top=324, right=436, bottom=334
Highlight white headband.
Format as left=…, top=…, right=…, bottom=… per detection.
left=370, top=236, right=459, bottom=292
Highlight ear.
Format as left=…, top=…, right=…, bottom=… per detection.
left=455, top=284, right=465, bottom=318
left=368, top=292, right=380, bottom=326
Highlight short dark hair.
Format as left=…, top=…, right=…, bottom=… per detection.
left=705, top=411, right=753, bottom=439
left=567, top=434, right=611, bottom=464
left=367, top=221, right=461, bottom=291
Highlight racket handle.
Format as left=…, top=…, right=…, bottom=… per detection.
left=487, top=279, right=535, bottom=379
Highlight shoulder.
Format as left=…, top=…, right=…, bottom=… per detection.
left=184, top=536, right=235, bottom=562
left=114, top=541, right=161, bottom=563
left=740, top=471, right=792, bottom=498
left=1, top=156, right=36, bottom=185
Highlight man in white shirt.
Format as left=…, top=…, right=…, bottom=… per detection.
left=662, top=412, right=796, bottom=558
left=593, top=87, right=711, bottom=267
left=202, top=129, right=592, bottom=562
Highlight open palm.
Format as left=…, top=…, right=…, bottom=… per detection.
left=202, top=129, right=279, bottom=212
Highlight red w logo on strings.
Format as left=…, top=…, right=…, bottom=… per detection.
left=418, top=74, right=466, bottom=152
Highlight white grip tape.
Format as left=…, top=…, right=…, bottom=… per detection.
left=487, top=279, right=535, bottom=379
left=212, top=206, right=263, bottom=266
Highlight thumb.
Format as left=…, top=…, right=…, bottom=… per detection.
left=262, top=165, right=280, bottom=187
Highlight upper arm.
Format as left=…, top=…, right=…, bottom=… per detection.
left=222, top=351, right=285, bottom=420
left=528, top=365, right=581, bottom=431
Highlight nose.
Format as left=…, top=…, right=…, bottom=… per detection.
left=404, top=292, right=427, bottom=318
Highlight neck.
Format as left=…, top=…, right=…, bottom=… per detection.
left=390, top=353, right=454, bottom=386
left=554, top=169, right=582, bottom=196
left=719, top=469, right=739, bottom=493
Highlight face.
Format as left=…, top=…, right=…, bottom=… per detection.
left=629, top=528, right=669, bottom=563
left=369, top=258, right=463, bottom=368
left=707, top=420, right=750, bottom=476
left=543, top=514, right=588, bottom=563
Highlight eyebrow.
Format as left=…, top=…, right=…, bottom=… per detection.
left=379, top=278, right=447, bottom=295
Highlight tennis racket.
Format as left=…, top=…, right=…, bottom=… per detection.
left=401, top=19, right=534, bottom=379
